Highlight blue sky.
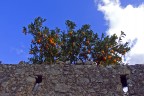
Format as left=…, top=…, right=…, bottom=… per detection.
left=0, top=0, right=144, bottom=64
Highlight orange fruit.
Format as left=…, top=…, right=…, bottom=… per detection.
left=49, top=40, right=53, bottom=44
left=110, top=50, right=114, bottom=53
left=49, top=38, right=54, bottom=44
left=87, top=50, right=91, bottom=54
left=86, top=41, right=90, bottom=45
left=103, top=57, right=106, bottom=61
left=82, top=32, right=85, bottom=35
left=37, top=39, right=41, bottom=44
left=37, top=32, right=41, bottom=36
left=113, top=59, right=117, bottom=63
left=69, top=32, right=73, bottom=36
left=101, top=50, right=105, bottom=54
left=107, top=55, right=112, bottom=59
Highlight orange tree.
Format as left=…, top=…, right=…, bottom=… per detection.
left=23, top=17, right=130, bottom=65
left=23, top=17, right=61, bottom=64
left=92, top=31, right=130, bottom=66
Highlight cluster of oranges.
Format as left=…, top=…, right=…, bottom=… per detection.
left=48, top=37, right=56, bottom=47
left=68, top=31, right=73, bottom=36
left=95, top=48, right=123, bottom=65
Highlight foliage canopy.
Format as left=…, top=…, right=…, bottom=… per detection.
left=23, top=17, right=130, bottom=66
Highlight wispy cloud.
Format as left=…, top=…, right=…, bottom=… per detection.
left=11, top=45, right=25, bottom=55
left=95, top=0, right=144, bottom=64
left=9, top=44, right=30, bottom=63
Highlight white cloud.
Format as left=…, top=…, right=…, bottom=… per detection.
left=95, top=0, right=144, bottom=64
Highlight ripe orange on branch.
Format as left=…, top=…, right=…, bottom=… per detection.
left=68, top=32, right=73, bottom=36
left=107, top=55, right=112, bottom=59
left=87, top=50, right=91, bottom=54
left=82, top=32, right=85, bottom=35
left=110, top=50, right=114, bottom=53
left=37, top=39, right=41, bottom=44
left=101, top=50, right=105, bottom=54
left=102, top=57, right=106, bottom=61
left=113, top=59, right=117, bottom=63
left=49, top=38, right=55, bottom=44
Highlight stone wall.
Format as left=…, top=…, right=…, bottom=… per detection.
left=0, top=63, right=143, bottom=96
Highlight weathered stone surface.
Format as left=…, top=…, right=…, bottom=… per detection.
left=0, top=64, right=143, bottom=96
left=55, top=83, right=71, bottom=92
left=77, top=77, right=90, bottom=85
left=26, top=76, right=35, bottom=83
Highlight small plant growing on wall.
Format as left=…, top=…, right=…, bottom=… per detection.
left=23, top=17, right=130, bottom=66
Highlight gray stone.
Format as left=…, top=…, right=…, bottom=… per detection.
left=49, top=69, right=62, bottom=75
left=101, top=89, right=108, bottom=94
left=116, top=85, right=122, bottom=92
left=87, top=88, right=95, bottom=93
left=74, top=69, right=84, bottom=75
left=1, top=81, right=9, bottom=88
left=16, top=69, right=25, bottom=74
left=77, top=77, right=90, bottom=85
left=121, top=68, right=131, bottom=75
left=95, top=77, right=103, bottom=83
left=26, top=76, right=35, bottom=83
left=55, top=83, right=71, bottom=93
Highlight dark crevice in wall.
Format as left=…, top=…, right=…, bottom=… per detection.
left=35, top=75, right=42, bottom=83
left=32, top=75, right=43, bottom=92
left=120, top=75, right=128, bottom=94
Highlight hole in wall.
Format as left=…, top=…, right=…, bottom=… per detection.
left=35, top=75, right=43, bottom=83
left=32, top=75, right=43, bottom=92
left=120, top=75, right=128, bottom=94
